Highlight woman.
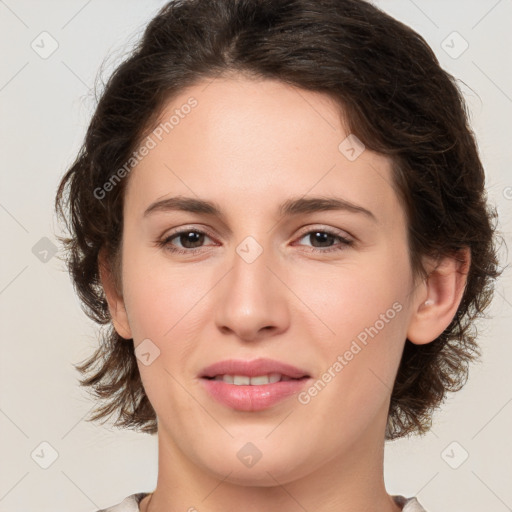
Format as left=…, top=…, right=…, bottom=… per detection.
left=54, top=0, right=501, bottom=511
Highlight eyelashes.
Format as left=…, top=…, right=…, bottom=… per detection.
left=157, top=227, right=353, bottom=256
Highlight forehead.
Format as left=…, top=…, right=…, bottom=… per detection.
left=124, top=76, right=402, bottom=228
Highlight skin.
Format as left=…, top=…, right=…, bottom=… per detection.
left=99, top=74, right=470, bottom=512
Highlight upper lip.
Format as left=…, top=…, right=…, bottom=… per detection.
left=199, top=358, right=311, bottom=379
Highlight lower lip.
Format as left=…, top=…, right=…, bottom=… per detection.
left=200, top=377, right=311, bottom=411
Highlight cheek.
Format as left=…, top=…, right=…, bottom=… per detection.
left=294, top=280, right=407, bottom=439
left=291, top=250, right=411, bottom=389
left=120, top=253, right=209, bottom=414
left=292, top=249, right=409, bottom=337
left=121, top=246, right=209, bottom=342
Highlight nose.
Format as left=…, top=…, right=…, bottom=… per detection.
left=214, top=243, right=290, bottom=342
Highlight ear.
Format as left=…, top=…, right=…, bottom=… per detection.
left=98, top=248, right=133, bottom=340
left=407, top=247, right=470, bottom=345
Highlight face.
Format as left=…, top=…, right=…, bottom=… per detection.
left=105, top=75, right=427, bottom=485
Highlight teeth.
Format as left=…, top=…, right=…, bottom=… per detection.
left=212, top=373, right=286, bottom=385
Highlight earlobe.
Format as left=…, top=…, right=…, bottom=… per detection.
left=98, top=248, right=133, bottom=340
left=407, top=247, right=470, bottom=345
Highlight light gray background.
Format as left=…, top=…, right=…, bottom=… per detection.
left=1, top=1, right=511, bottom=511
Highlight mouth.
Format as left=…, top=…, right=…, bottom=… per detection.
left=199, top=357, right=311, bottom=381
left=200, top=373, right=312, bottom=412
left=198, top=358, right=311, bottom=411
left=202, top=373, right=311, bottom=385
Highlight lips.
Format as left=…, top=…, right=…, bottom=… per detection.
left=198, top=358, right=311, bottom=411
left=199, top=358, right=311, bottom=380
left=199, top=358, right=312, bottom=411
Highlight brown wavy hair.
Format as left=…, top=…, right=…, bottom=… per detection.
left=54, top=0, right=502, bottom=439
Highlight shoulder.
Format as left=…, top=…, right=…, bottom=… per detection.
left=95, top=493, right=150, bottom=512
left=392, top=494, right=429, bottom=512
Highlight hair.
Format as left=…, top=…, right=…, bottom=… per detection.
left=55, top=0, right=502, bottom=439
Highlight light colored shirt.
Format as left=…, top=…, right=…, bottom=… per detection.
left=95, top=492, right=428, bottom=511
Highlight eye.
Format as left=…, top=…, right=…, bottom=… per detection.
left=294, top=228, right=353, bottom=253
left=158, top=228, right=216, bottom=255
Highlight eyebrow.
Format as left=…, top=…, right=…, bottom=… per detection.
left=143, top=195, right=377, bottom=222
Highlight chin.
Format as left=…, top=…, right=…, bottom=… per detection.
left=196, top=441, right=315, bottom=487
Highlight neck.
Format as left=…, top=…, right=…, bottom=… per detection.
left=140, top=406, right=401, bottom=512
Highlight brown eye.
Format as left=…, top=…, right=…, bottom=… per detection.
left=159, top=229, right=215, bottom=255
left=172, top=231, right=206, bottom=249
left=295, top=229, right=353, bottom=253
